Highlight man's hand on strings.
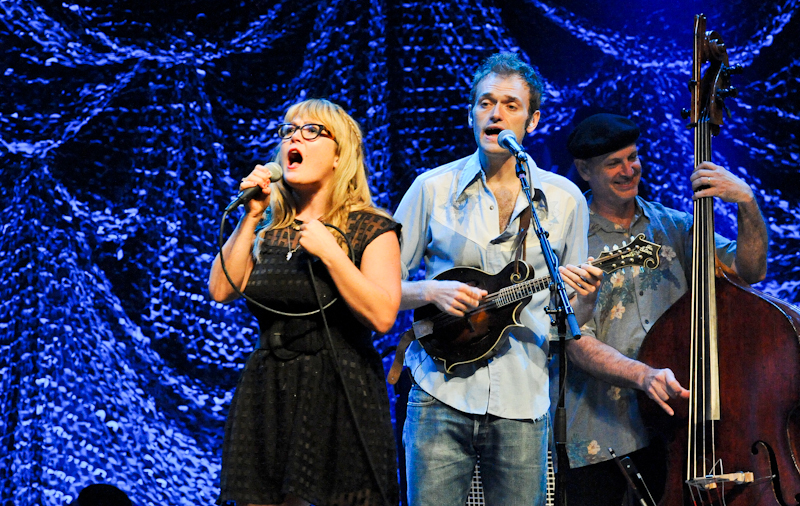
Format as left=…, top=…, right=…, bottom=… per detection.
left=560, top=260, right=603, bottom=298
left=560, top=259, right=603, bottom=327
left=690, top=161, right=755, bottom=204
left=427, top=280, right=487, bottom=317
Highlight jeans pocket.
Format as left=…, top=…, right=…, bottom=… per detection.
left=407, top=384, right=437, bottom=407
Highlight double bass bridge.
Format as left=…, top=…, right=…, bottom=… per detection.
left=688, top=471, right=755, bottom=491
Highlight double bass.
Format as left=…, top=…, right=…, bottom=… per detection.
left=637, top=14, right=800, bottom=506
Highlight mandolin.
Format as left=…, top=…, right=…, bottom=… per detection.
left=413, top=234, right=661, bottom=373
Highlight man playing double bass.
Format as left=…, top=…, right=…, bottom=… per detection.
left=558, top=113, right=769, bottom=506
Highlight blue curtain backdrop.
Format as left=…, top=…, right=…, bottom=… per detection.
left=1, top=0, right=798, bottom=504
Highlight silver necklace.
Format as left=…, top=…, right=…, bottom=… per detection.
left=285, top=223, right=301, bottom=260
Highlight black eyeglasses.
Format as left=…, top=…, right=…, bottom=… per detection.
left=277, top=123, right=337, bottom=143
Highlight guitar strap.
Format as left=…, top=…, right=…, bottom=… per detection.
left=387, top=327, right=414, bottom=385
left=513, top=205, right=532, bottom=278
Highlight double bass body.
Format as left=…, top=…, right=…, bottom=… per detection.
left=638, top=265, right=800, bottom=506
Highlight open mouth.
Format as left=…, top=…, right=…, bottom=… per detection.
left=288, top=149, right=303, bottom=166
left=485, top=126, right=503, bottom=137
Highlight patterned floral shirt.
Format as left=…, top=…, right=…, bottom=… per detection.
left=555, top=195, right=736, bottom=468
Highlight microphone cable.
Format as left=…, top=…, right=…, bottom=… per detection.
left=307, top=251, right=392, bottom=506
left=216, top=207, right=345, bottom=316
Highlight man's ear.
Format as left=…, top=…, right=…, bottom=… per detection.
left=574, top=159, right=591, bottom=181
left=526, top=110, right=540, bottom=134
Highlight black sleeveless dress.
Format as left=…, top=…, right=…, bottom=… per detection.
left=217, top=211, right=400, bottom=506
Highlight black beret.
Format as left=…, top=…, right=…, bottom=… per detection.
left=567, top=113, right=640, bottom=159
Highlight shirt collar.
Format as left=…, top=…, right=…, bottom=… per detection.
left=585, top=193, right=651, bottom=233
left=456, top=150, right=548, bottom=208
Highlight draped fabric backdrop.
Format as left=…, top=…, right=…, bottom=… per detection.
left=1, top=0, right=798, bottom=504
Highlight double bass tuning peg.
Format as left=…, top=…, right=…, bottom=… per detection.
left=717, top=87, right=738, bottom=99
left=724, top=63, right=745, bottom=75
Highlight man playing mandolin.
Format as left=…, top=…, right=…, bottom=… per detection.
left=558, top=113, right=768, bottom=506
left=393, top=52, right=603, bottom=506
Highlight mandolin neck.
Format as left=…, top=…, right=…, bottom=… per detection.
left=491, top=253, right=634, bottom=308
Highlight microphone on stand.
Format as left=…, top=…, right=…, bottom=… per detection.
left=497, top=129, right=527, bottom=159
left=497, top=129, right=537, bottom=188
left=225, top=162, right=283, bottom=212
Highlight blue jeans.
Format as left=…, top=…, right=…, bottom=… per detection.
left=403, top=384, right=549, bottom=506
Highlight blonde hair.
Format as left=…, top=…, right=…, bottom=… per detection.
left=255, top=98, right=389, bottom=258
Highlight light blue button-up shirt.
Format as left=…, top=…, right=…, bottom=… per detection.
left=394, top=150, right=589, bottom=421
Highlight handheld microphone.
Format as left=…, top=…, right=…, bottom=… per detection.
left=497, top=129, right=527, bottom=158
left=225, top=162, right=283, bottom=212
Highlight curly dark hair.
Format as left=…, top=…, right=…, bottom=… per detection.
left=468, top=52, right=546, bottom=122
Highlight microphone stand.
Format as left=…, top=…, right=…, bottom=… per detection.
left=514, top=152, right=580, bottom=506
